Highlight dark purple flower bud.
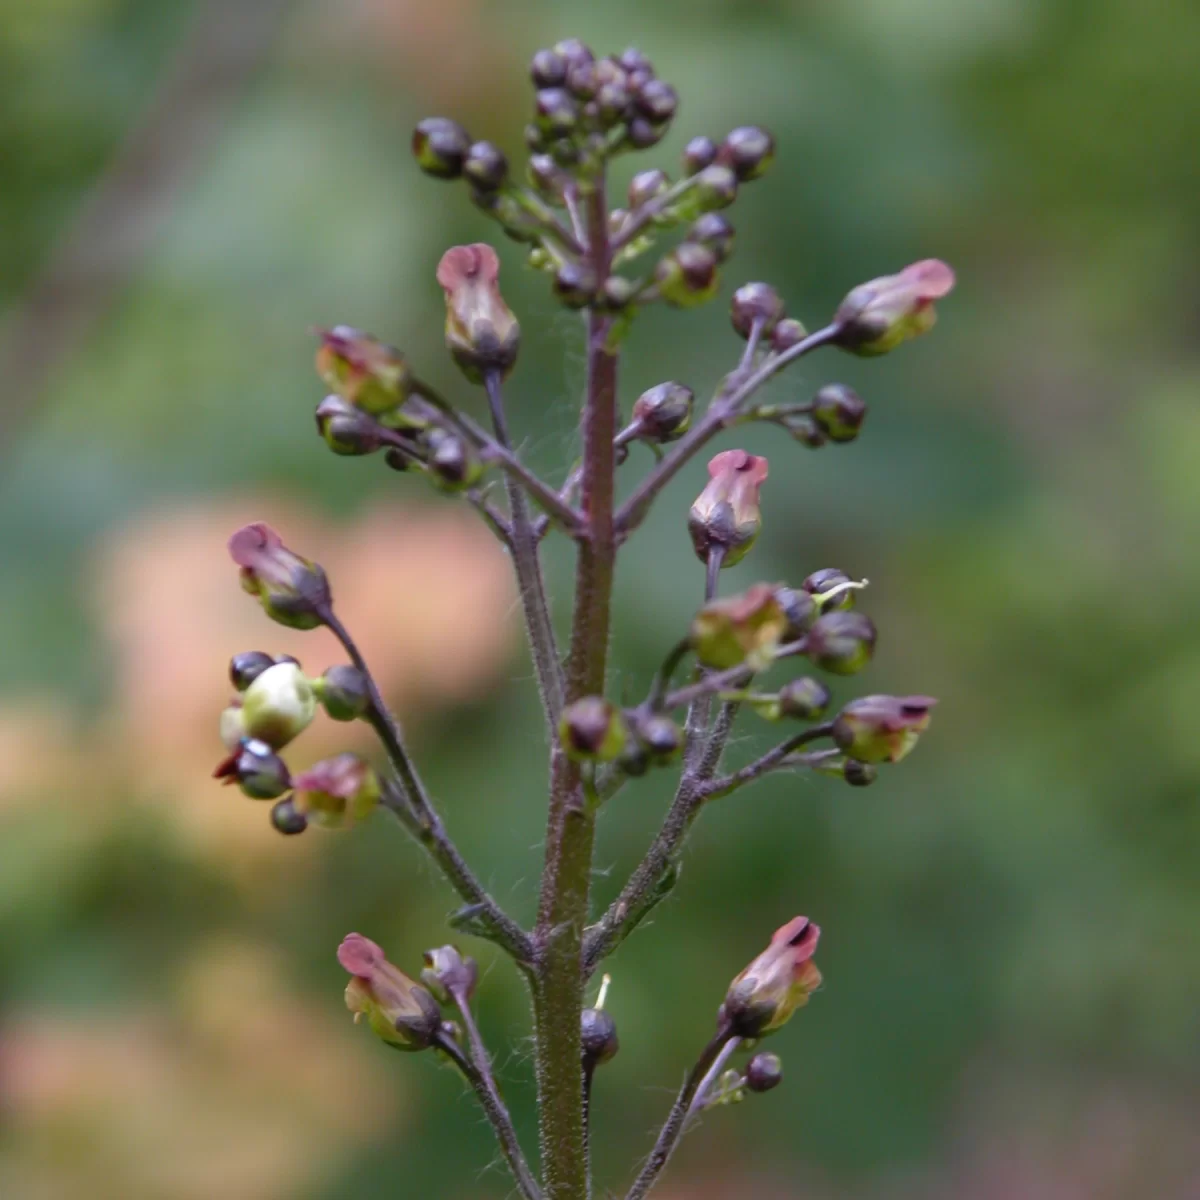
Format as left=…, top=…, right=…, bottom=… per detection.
left=730, top=282, right=786, bottom=338
left=270, top=795, right=308, bottom=835
left=803, top=568, right=859, bottom=612
left=843, top=759, right=877, bottom=787
left=316, top=664, right=370, bottom=721
left=229, top=650, right=275, bottom=692
left=688, top=450, right=770, bottom=566
left=635, top=79, right=678, bottom=123
left=833, top=260, right=956, bottom=356
left=315, top=394, right=383, bottom=456
left=596, top=80, right=633, bottom=125
left=773, top=586, right=817, bottom=640
left=213, top=736, right=291, bottom=800
left=463, top=141, right=508, bottom=192
left=683, top=134, right=719, bottom=176
left=805, top=611, right=877, bottom=675
left=632, top=712, right=683, bottom=764
left=554, top=38, right=594, bottom=70
left=559, top=697, right=628, bottom=762
left=693, top=164, right=739, bottom=211
left=581, top=1007, right=620, bottom=1067
left=425, top=427, right=482, bottom=492
left=553, top=261, right=598, bottom=309
left=618, top=46, right=653, bottom=74
left=437, top=244, right=520, bottom=382
left=566, top=60, right=598, bottom=99
left=778, top=676, right=831, bottom=720
left=531, top=47, right=568, bottom=87
left=812, top=384, right=867, bottom=443
left=535, top=87, right=579, bottom=136
left=625, top=116, right=668, bottom=149
left=628, top=168, right=669, bottom=209
left=229, top=523, right=330, bottom=630
left=832, top=694, right=936, bottom=764
left=771, top=317, right=809, bottom=352
left=632, top=382, right=693, bottom=442
left=527, top=154, right=564, bottom=199
left=656, top=242, right=719, bottom=308
left=688, top=213, right=735, bottom=262
left=421, top=945, right=478, bottom=1004
left=719, top=125, right=775, bottom=181
left=524, top=122, right=548, bottom=152
left=411, top=117, right=471, bottom=179
left=550, top=137, right=581, bottom=167
left=745, top=1052, right=783, bottom=1093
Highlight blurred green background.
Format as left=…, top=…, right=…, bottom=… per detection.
left=2, top=0, right=1199, bottom=1197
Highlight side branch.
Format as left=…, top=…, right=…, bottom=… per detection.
left=321, top=607, right=532, bottom=965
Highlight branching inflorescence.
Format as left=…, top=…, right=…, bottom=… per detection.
left=212, top=38, right=953, bottom=1200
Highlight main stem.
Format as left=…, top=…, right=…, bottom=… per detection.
left=534, top=179, right=618, bottom=1200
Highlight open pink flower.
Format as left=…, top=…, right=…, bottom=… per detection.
left=832, top=694, right=937, bottom=763
left=291, top=754, right=380, bottom=829
left=337, top=933, right=441, bottom=1051
left=228, top=522, right=330, bottom=630
left=834, top=259, right=955, bottom=356
left=436, top=243, right=520, bottom=382
left=723, top=916, right=823, bottom=1037
left=688, top=450, right=769, bottom=567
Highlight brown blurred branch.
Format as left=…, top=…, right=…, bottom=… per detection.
left=0, top=0, right=295, bottom=452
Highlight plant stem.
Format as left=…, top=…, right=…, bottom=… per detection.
left=436, top=1028, right=544, bottom=1200
left=699, top=724, right=835, bottom=799
left=321, top=607, right=532, bottom=964
left=623, top=1024, right=735, bottom=1200
left=485, top=371, right=565, bottom=725
left=534, top=178, right=619, bottom=1200
left=685, top=1036, right=742, bottom=1122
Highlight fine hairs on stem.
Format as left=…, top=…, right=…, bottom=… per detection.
left=216, top=35, right=954, bottom=1200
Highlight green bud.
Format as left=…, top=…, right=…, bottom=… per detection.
left=730, top=282, right=785, bottom=338
left=811, top=383, right=867, bottom=443
left=270, top=795, right=308, bottom=835
left=683, top=134, right=719, bottom=176
left=229, top=650, right=275, bottom=692
left=559, top=697, right=628, bottom=763
left=778, top=676, right=831, bottom=720
left=719, top=125, right=775, bottom=181
left=656, top=242, right=719, bottom=308
left=315, top=327, right=413, bottom=415
left=315, top=394, right=383, bottom=456
left=315, top=664, right=370, bottom=721
left=239, top=661, right=317, bottom=749
left=412, top=117, right=471, bottom=179
left=632, top=382, right=693, bottom=442
left=690, top=584, right=788, bottom=671
left=831, top=694, right=936, bottom=764
left=463, top=141, right=508, bottom=191
left=805, top=611, right=877, bottom=676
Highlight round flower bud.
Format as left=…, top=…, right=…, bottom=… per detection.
left=601, top=276, right=638, bottom=312
left=688, top=213, right=735, bottom=262
left=229, top=650, right=275, bottom=692
left=421, top=945, right=478, bottom=1004
left=527, top=154, right=564, bottom=200
left=633, top=712, right=683, bottom=764
left=832, top=694, right=936, bottom=764
left=596, top=80, right=632, bottom=125
left=694, top=164, right=739, bottom=211
left=618, top=740, right=649, bottom=778
left=524, top=122, right=548, bottom=152
left=384, top=447, right=414, bottom=472
left=719, top=125, right=775, bottom=181
left=534, top=88, right=579, bottom=136
left=778, top=676, right=831, bottom=721
left=437, top=244, right=520, bottom=382
left=688, top=450, right=769, bottom=567
left=628, top=168, right=668, bottom=210
left=812, top=383, right=867, bottom=443
left=566, top=60, right=599, bottom=100
left=317, top=664, right=370, bottom=721
left=411, top=117, right=471, bottom=179
left=771, top=317, right=809, bottom=352
left=656, top=242, right=719, bottom=308
left=745, top=1052, right=783, bottom=1093
left=531, top=47, right=568, bottom=87
left=240, top=661, right=317, bottom=749
left=683, top=134, right=719, bottom=176
left=731, top=282, right=786, bottom=338
left=635, top=78, right=677, bottom=123
left=553, top=261, right=598, bottom=309
left=315, top=394, right=383, bottom=456
left=843, top=759, right=877, bottom=787
left=463, top=140, right=508, bottom=192
left=625, top=116, right=668, bottom=149
left=834, top=260, right=956, bottom=357
left=559, top=697, right=627, bottom=763
left=773, top=586, right=817, bottom=640
left=426, top=427, right=482, bottom=492
left=618, top=46, right=653, bottom=74
left=229, top=738, right=291, bottom=800
left=270, top=795, right=308, bottom=835
left=554, top=38, right=594, bottom=70
left=803, top=568, right=857, bottom=612
left=632, top=382, right=693, bottom=442
left=550, top=137, right=580, bottom=168
left=581, top=1007, right=620, bottom=1067
left=805, top=611, right=877, bottom=676
left=785, top=414, right=828, bottom=449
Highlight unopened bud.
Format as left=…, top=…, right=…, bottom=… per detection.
left=688, top=213, right=735, bottom=263
left=566, top=59, right=599, bottom=99
left=230, top=523, right=331, bottom=630
left=625, top=115, right=668, bottom=150
left=843, top=759, right=877, bottom=787
left=412, top=117, right=471, bottom=179
left=596, top=79, right=633, bottom=125
left=618, top=46, right=653, bottom=73
left=731, top=282, right=785, bottom=338
left=531, top=47, right=568, bottom=87
left=270, top=795, right=308, bottom=835
left=554, top=38, right=594, bottom=71
left=239, top=661, right=317, bottom=749
left=463, top=141, right=508, bottom=192
left=803, top=568, right=859, bottom=612
left=693, top=164, right=738, bottom=211
left=683, top=134, right=719, bottom=176
left=534, top=87, right=579, bottom=136
left=688, top=450, right=769, bottom=567
left=421, top=945, right=478, bottom=1004
left=553, top=261, right=598, bottom=309
left=560, top=697, right=628, bottom=763
left=527, top=154, right=565, bottom=200
left=292, top=753, right=381, bottom=829
left=315, top=664, right=370, bottom=721
left=229, top=650, right=275, bottom=692
left=315, top=327, right=413, bottom=415
left=581, top=1007, right=620, bottom=1067
left=437, top=244, right=520, bottom=382
left=690, top=584, right=788, bottom=671
left=426, top=427, right=482, bottom=491
left=635, top=78, right=677, bottom=124
left=631, top=712, right=683, bottom=764
left=805, top=611, right=877, bottom=676
left=771, top=317, right=809, bottom=352
left=656, top=242, right=719, bottom=308
left=601, top=276, right=638, bottom=312
left=812, top=384, right=866, bottom=443
left=214, top=737, right=291, bottom=800
left=315, top=394, right=383, bottom=456
left=773, top=586, right=817, bottom=640
left=338, top=933, right=443, bottom=1051
left=632, top=382, right=693, bottom=442
left=785, top=414, right=827, bottom=449
left=628, top=168, right=668, bottom=210
left=832, top=694, right=936, bottom=764
left=722, top=917, right=822, bottom=1038
left=719, top=126, right=775, bottom=181
left=778, top=676, right=831, bottom=720
left=745, top=1052, right=783, bottom=1093
left=834, top=259, right=955, bottom=356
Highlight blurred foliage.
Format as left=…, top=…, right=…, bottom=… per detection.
left=1, top=0, right=1198, bottom=1196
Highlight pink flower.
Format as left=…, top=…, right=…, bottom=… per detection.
left=314, top=326, right=412, bottom=414
left=291, top=753, right=380, bottom=829
left=228, top=523, right=330, bottom=630
left=436, top=243, right=520, bottom=382
left=832, top=694, right=937, bottom=763
left=337, top=933, right=441, bottom=1051
left=834, top=259, right=955, bottom=356
left=723, top=916, right=823, bottom=1037
left=687, top=450, right=770, bottom=567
